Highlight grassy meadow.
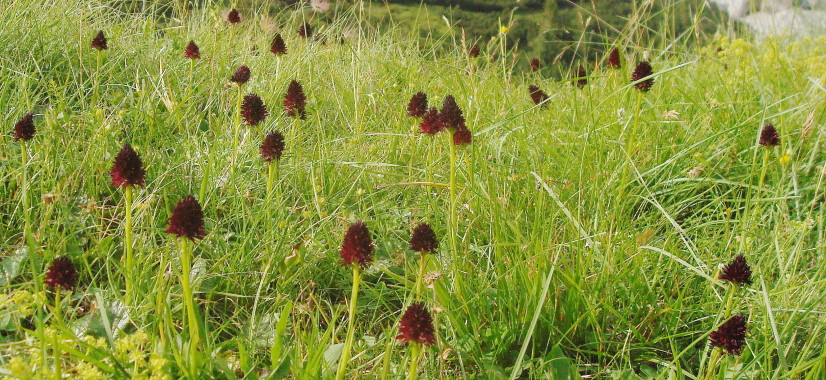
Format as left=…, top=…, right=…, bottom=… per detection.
left=1, top=0, right=826, bottom=378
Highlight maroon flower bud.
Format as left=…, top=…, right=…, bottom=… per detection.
left=110, top=143, right=146, bottom=189
left=607, top=47, right=621, bottom=69
left=231, top=65, right=251, bottom=85
left=241, top=93, right=269, bottom=126
left=13, top=112, right=35, bottom=142
left=575, top=65, right=587, bottom=88
left=406, top=92, right=428, bottom=118
left=631, top=61, right=654, bottom=92
left=759, top=123, right=780, bottom=147
left=410, top=222, right=438, bottom=254
left=468, top=44, right=480, bottom=58
left=397, top=302, right=436, bottom=345
left=283, top=80, right=307, bottom=120
left=719, top=254, right=752, bottom=285
left=45, top=255, right=78, bottom=290
left=439, top=95, right=465, bottom=131
left=227, top=9, right=241, bottom=24
left=709, top=315, right=747, bottom=355
left=419, top=108, right=443, bottom=135
left=184, top=40, right=201, bottom=59
left=298, top=22, right=313, bottom=38
left=528, top=85, right=549, bottom=106
left=166, top=195, right=206, bottom=240
left=91, top=30, right=108, bottom=51
left=530, top=58, right=541, bottom=72
left=260, top=131, right=285, bottom=162
left=453, top=127, right=472, bottom=146
left=339, top=221, right=374, bottom=269
left=271, top=34, right=287, bottom=55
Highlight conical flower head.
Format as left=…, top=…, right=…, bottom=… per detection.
left=710, top=315, right=747, bottom=355
left=439, top=95, right=465, bottom=131
left=759, top=123, right=780, bottom=147
left=91, top=30, right=108, bottom=50
left=607, top=47, right=621, bottom=69
left=410, top=222, right=438, bottom=254
left=419, top=107, right=443, bottom=135
left=468, top=44, right=480, bottom=58
left=631, top=61, right=654, bottom=92
left=298, top=23, right=313, bottom=38
left=453, top=126, right=473, bottom=146
left=260, top=131, right=285, bottom=162
left=241, top=93, right=269, bottom=126
left=166, top=195, right=206, bottom=240
left=184, top=40, right=201, bottom=59
left=271, top=34, right=287, bottom=55
left=530, top=58, right=541, bottom=72
left=576, top=65, right=587, bottom=88
left=227, top=9, right=241, bottom=24
left=110, top=143, right=146, bottom=189
left=283, top=80, right=307, bottom=120
left=528, top=85, right=549, bottom=106
left=231, top=65, right=251, bottom=85
left=45, top=255, right=77, bottom=290
left=397, top=302, right=436, bottom=345
left=406, top=92, right=428, bottom=118
left=719, top=254, right=752, bottom=285
left=339, top=221, right=374, bottom=269
left=13, top=112, right=35, bottom=142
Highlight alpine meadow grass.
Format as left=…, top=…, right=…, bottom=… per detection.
left=1, top=0, right=826, bottom=378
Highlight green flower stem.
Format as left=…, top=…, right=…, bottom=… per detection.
left=407, top=342, right=421, bottom=380
left=179, top=238, right=200, bottom=374
left=446, top=131, right=465, bottom=302
left=232, top=85, right=243, bottom=162
left=124, top=185, right=134, bottom=303
left=94, top=49, right=102, bottom=106
left=21, top=142, right=38, bottom=290
left=336, top=265, right=361, bottom=380
left=266, top=160, right=279, bottom=204
left=53, top=289, right=63, bottom=379
left=415, top=253, right=426, bottom=300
